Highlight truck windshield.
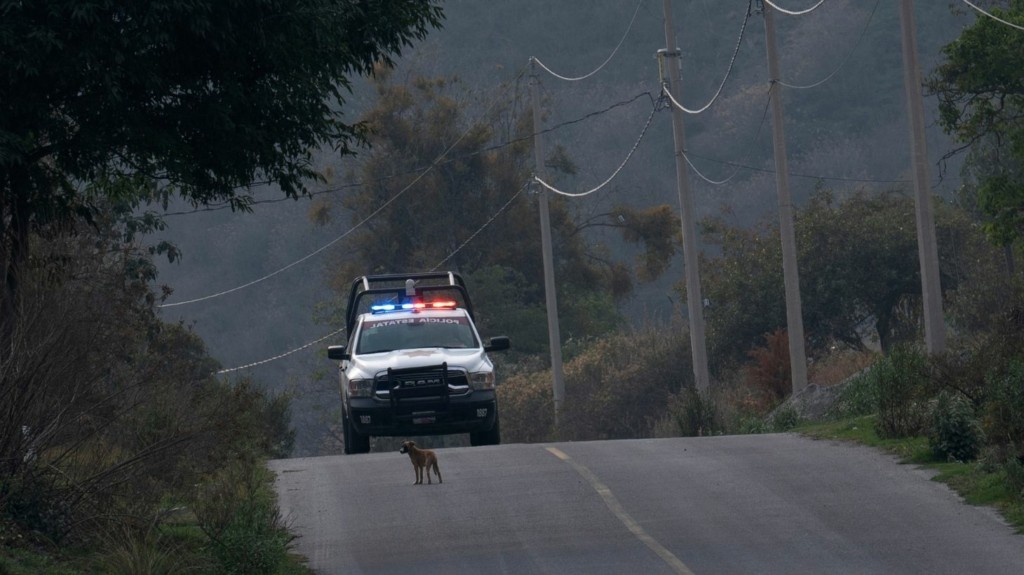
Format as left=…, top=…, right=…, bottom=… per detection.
left=357, top=316, right=478, bottom=354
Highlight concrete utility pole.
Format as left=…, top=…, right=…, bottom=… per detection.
left=898, top=0, right=946, bottom=354
left=762, top=2, right=808, bottom=394
left=661, top=0, right=710, bottom=393
left=529, top=59, right=566, bottom=424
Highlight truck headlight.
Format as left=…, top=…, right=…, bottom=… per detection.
left=469, top=371, right=495, bottom=390
left=346, top=378, right=374, bottom=398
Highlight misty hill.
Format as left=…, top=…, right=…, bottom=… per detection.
left=152, top=0, right=976, bottom=455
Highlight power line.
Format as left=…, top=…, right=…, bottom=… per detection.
left=761, top=0, right=827, bottom=17
left=532, top=0, right=644, bottom=81
left=160, top=92, right=657, bottom=217
left=158, top=165, right=433, bottom=308
left=158, top=68, right=529, bottom=308
left=661, top=0, right=752, bottom=115
left=778, top=0, right=880, bottom=90
left=430, top=184, right=526, bottom=272
left=684, top=85, right=773, bottom=185
left=159, top=90, right=654, bottom=310
left=684, top=150, right=912, bottom=184
left=534, top=96, right=661, bottom=198
left=217, top=183, right=529, bottom=374
left=216, top=327, right=345, bottom=374
left=960, top=0, right=1024, bottom=31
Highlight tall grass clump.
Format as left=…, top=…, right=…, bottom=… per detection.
left=928, top=391, right=983, bottom=462
left=872, top=345, right=931, bottom=438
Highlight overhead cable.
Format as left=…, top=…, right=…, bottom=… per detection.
left=218, top=184, right=528, bottom=373
left=534, top=97, right=661, bottom=198
left=431, top=184, right=526, bottom=271
left=216, top=327, right=345, bottom=374
left=158, top=166, right=432, bottom=308
left=960, top=0, right=1024, bottom=31
left=661, top=1, right=752, bottom=115
left=761, top=0, right=827, bottom=17
left=684, top=150, right=912, bottom=184
left=779, top=0, right=880, bottom=90
left=532, top=0, right=644, bottom=81
left=683, top=86, right=773, bottom=185
left=158, top=67, right=529, bottom=308
left=161, top=92, right=656, bottom=218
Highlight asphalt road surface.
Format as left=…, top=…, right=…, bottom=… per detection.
left=270, top=434, right=1024, bottom=574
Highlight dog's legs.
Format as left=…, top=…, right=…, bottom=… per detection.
left=413, top=464, right=422, bottom=484
left=432, top=461, right=442, bottom=484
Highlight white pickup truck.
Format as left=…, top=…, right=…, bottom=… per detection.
left=328, top=272, right=510, bottom=454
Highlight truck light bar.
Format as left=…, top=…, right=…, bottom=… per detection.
left=371, top=299, right=458, bottom=313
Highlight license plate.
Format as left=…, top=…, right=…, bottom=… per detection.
left=413, top=416, right=436, bottom=425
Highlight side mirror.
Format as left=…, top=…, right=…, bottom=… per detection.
left=327, top=345, right=350, bottom=361
left=484, top=336, right=510, bottom=352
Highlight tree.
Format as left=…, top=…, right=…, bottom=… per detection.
left=0, top=0, right=444, bottom=349
left=319, top=73, right=681, bottom=352
left=696, top=188, right=989, bottom=369
left=927, top=0, right=1024, bottom=250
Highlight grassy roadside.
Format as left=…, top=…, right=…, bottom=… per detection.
left=0, top=466, right=314, bottom=575
left=798, top=415, right=1024, bottom=533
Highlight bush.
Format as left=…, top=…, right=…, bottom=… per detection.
left=928, top=392, right=983, bottom=462
left=742, top=329, right=791, bottom=402
left=194, top=463, right=292, bottom=575
left=672, top=387, right=720, bottom=437
left=827, top=369, right=879, bottom=419
left=983, top=360, right=1024, bottom=458
left=873, top=346, right=931, bottom=438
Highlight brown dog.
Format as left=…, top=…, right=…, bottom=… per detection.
left=399, top=440, right=442, bottom=485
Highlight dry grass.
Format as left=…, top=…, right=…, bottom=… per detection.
left=809, top=349, right=878, bottom=386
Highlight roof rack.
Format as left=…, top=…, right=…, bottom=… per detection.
left=343, top=271, right=474, bottom=335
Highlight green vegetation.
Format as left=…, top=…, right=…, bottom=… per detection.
left=927, top=0, right=1024, bottom=251
left=2, top=1, right=445, bottom=571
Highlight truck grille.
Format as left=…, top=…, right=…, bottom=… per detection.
left=373, top=368, right=469, bottom=397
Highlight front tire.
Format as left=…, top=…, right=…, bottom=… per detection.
left=470, top=411, right=501, bottom=446
left=342, top=411, right=370, bottom=454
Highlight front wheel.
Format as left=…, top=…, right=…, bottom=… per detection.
left=470, top=411, right=501, bottom=446
left=342, top=411, right=370, bottom=454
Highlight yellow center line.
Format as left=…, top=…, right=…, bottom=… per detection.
left=546, top=447, right=696, bottom=575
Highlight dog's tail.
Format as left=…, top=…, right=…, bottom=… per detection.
left=432, top=460, right=442, bottom=484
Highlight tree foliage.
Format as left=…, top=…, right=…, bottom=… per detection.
left=696, top=188, right=995, bottom=369
left=320, top=73, right=681, bottom=351
left=0, top=0, right=444, bottom=345
left=927, top=0, right=1024, bottom=248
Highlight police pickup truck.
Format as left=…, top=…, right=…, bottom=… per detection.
left=327, top=272, right=510, bottom=454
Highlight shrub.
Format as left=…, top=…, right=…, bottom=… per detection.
left=928, top=392, right=983, bottom=462
left=827, top=369, right=879, bottom=419
left=671, top=387, right=720, bottom=437
left=983, top=360, right=1024, bottom=458
left=742, top=329, right=791, bottom=402
left=873, top=345, right=930, bottom=438
left=194, top=463, right=292, bottom=575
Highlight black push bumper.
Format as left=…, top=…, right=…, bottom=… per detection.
left=347, top=392, right=496, bottom=436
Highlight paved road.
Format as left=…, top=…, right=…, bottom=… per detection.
left=270, top=434, right=1024, bottom=574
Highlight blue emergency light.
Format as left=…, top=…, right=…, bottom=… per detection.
left=370, top=299, right=458, bottom=314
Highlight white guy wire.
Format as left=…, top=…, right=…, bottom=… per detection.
left=762, top=0, right=827, bottom=17
left=532, top=0, right=644, bottom=81
left=534, top=98, right=660, bottom=198
left=961, top=0, right=1024, bottom=31
left=217, top=327, right=345, bottom=374
left=661, top=2, right=752, bottom=115
left=779, top=0, right=880, bottom=89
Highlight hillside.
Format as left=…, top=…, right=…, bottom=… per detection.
left=151, top=1, right=977, bottom=455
